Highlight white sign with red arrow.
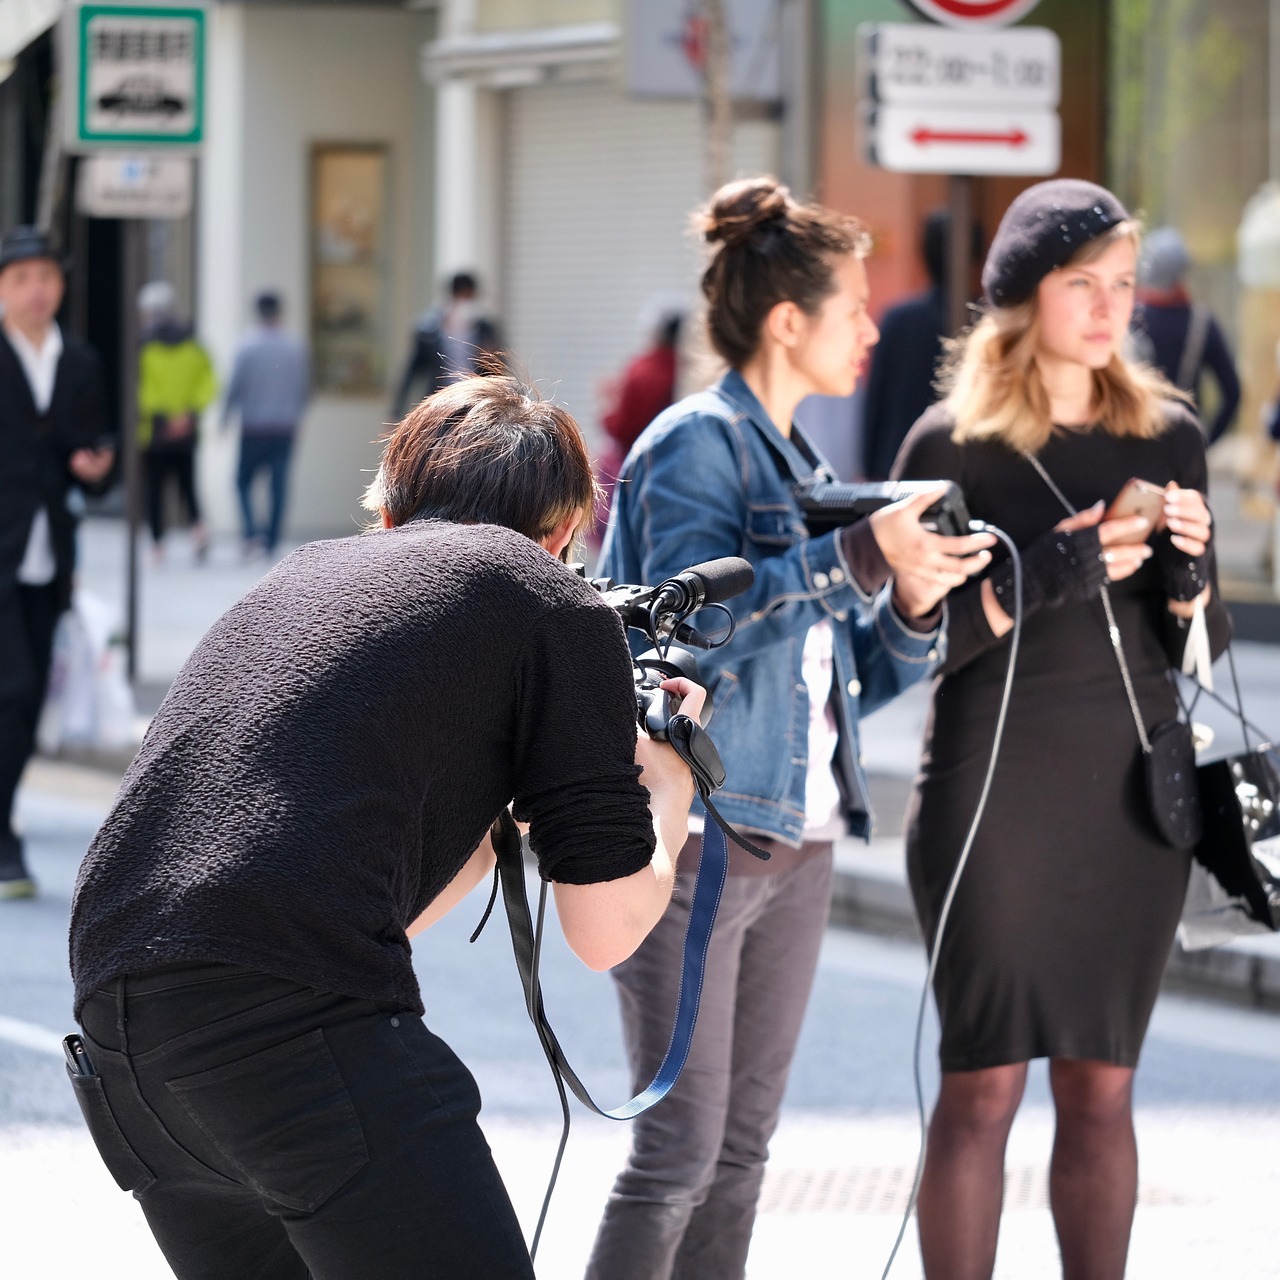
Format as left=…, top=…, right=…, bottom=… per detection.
left=859, top=23, right=1062, bottom=176
left=867, top=103, right=1060, bottom=175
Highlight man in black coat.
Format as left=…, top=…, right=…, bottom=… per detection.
left=0, top=226, right=115, bottom=899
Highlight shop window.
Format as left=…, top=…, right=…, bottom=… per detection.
left=309, top=143, right=390, bottom=394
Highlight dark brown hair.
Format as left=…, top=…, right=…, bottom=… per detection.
left=363, top=375, right=599, bottom=544
left=698, top=176, right=871, bottom=367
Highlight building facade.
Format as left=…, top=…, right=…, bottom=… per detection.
left=5, top=0, right=1280, bottom=604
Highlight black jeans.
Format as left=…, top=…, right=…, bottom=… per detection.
left=144, top=445, right=201, bottom=542
left=76, top=964, right=535, bottom=1279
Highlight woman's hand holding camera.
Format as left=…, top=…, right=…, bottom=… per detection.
left=869, top=486, right=996, bottom=619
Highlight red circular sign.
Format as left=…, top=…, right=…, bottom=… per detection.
left=901, top=0, right=1043, bottom=27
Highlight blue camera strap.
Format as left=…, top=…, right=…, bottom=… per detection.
left=490, top=807, right=728, bottom=1120
left=479, top=710, right=772, bottom=1258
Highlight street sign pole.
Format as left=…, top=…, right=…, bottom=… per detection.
left=60, top=0, right=207, bottom=685
left=947, top=173, right=973, bottom=336
left=120, top=217, right=145, bottom=681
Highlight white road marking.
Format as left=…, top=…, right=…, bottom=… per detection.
left=0, top=1014, right=66, bottom=1059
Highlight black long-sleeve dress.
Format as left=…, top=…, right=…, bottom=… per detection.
left=893, top=402, right=1229, bottom=1072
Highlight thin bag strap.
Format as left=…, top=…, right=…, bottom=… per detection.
left=1175, top=305, right=1211, bottom=395
left=1023, top=452, right=1152, bottom=753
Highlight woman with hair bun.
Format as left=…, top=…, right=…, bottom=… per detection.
left=892, top=179, right=1231, bottom=1279
left=586, top=177, right=996, bottom=1280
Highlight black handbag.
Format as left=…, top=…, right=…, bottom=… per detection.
left=1178, top=647, right=1280, bottom=950
left=1144, top=716, right=1203, bottom=849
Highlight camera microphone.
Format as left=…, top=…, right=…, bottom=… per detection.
left=650, top=557, right=755, bottom=615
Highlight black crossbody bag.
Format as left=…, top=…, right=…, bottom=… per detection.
left=1025, top=453, right=1280, bottom=944
left=1026, top=454, right=1202, bottom=848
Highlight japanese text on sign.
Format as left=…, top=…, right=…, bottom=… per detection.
left=91, top=28, right=193, bottom=62
left=865, top=24, right=1060, bottom=109
left=67, top=3, right=206, bottom=150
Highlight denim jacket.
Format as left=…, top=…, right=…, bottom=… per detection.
left=600, top=371, right=943, bottom=846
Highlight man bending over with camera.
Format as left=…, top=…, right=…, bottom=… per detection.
left=67, top=375, right=703, bottom=1280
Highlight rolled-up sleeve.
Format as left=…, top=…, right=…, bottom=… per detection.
left=509, top=600, right=656, bottom=885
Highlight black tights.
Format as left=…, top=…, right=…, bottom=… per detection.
left=917, top=1059, right=1137, bottom=1280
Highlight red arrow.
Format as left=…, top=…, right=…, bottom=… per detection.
left=910, top=126, right=1030, bottom=147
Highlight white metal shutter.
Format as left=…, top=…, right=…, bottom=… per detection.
left=502, top=78, right=778, bottom=449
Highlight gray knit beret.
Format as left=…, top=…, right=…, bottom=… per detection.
left=981, top=179, right=1129, bottom=308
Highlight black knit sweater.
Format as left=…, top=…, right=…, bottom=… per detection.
left=70, top=521, right=655, bottom=1016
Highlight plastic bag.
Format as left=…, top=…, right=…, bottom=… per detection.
left=37, top=592, right=140, bottom=754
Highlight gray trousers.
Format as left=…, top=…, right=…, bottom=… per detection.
left=585, top=841, right=834, bottom=1280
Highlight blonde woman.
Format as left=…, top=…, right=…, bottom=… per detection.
left=892, top=179, right=1230, bottom=1280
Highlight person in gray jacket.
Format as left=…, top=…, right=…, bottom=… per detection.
left=222, top=292, right=310, bottom=556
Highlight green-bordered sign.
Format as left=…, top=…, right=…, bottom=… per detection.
left=64, top=2, right=205, bottom=151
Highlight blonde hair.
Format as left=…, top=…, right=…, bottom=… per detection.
left=942, top=223, right=1184, bottom=453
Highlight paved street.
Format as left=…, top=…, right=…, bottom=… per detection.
left=3, top=516, right=1280, bottom=1277
left=4, top=763, right=1280, bottom=1279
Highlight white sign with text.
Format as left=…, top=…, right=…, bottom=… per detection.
left=76, top=154, right=192, bottom=218
left=865, top=23, right=1060, bottom=108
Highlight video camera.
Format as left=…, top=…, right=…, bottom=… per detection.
left=576, top=557, right=754, bottom=747
left=795, top=477, right=973, bottom=538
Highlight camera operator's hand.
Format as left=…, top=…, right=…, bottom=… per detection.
left=636, top=677, right=706, bottom=816
left=870, top=486, right=995, bottom=618
left=556, top=678, right=708, bottom=972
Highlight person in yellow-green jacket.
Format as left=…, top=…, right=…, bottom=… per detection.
left=137, top=281, right=217, bottom=562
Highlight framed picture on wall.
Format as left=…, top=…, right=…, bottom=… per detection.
left=310, top=143, right=390, bottom=394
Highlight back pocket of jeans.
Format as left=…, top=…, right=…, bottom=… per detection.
left=67, top=1068, right=156, bottom=1195
left=167, top=1027, right=368, bottom=1213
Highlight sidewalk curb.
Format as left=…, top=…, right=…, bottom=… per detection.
left=27, top=753, right=1280, bottom=1013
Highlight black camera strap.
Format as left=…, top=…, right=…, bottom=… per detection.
left=477, top=713, right=770, bottom=1256
left=488, top=714, right=768, bottom=1120
left=490, top=804, right=728, bottom=1119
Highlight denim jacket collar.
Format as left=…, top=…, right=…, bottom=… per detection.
left=716, top=369, right=838, bottom=489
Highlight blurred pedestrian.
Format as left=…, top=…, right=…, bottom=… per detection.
left=862, top=210, right=977, bottom=480
left=222, top=291, right=310, bottom=558
left=596, top=300, right=684, bottom=522
left=587, top=177, right=994, bottom=1280
left=0, top=225, right=114, bottom=900
left=136, top=281, right=217, bottom=562
left=892, top=180, right=1231, bottom=1280
left=391, top=271, right=504, bottom=417
left=1131, top=226, right=1240, bottom=444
